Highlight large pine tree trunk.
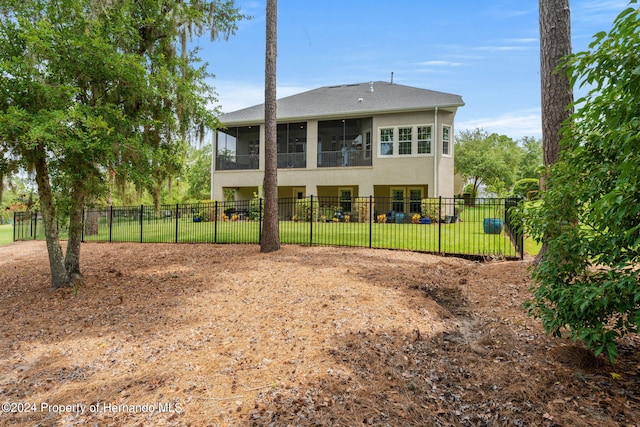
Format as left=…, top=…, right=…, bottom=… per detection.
left=33, top=153, right=68, bottom=289
left=260, top=0, right=280, bottom=253
left=64, top=188, right=85, bottom=282
left=537, top=0, right=574, bottom=262
left=539, top=0, right=574, bottom=173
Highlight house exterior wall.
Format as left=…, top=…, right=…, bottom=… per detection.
left=211, top=108, right=458, bottom=201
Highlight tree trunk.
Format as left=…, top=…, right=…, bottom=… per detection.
left=33, top=153, right=68, bottom=289
left=539, top=0, right=574, bottom=172
left=152, top=179, right=162, bottom=213
left=537, top=0, right=574, bottom=262
left=64, top=188, right=85, bottom=282
left=85, top=210, right=99, bottom=235
left=260, top=0, right=280, bottom=253
left=0, top=170, right=4, bottom=205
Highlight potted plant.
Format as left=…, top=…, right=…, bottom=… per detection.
left=483, top=200, right=503, bottom=234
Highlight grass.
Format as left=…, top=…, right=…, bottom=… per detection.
left=0, top=224, right=13, bottom=245
left=10, top=205, right=523, bottom=258
left=524, top=236, right=542, bottom=257
left=74, top=205, right=520, bottom=258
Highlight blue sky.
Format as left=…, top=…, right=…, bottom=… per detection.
left=198, top=0, right=630, bottom=140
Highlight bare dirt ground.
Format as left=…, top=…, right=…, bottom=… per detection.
left=0, top=241, right=639, bottom=427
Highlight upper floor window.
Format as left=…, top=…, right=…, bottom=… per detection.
left=398, top=127, right=412, bottom=155
left=380, top=128, right=394, bottom=155
left=442, top=125, right=451, bottom=156
left=364, top=130, right=372, bottom=158
left=417, top=126, right=432, bottom=154
left=378, top=125, right=434, bottom=158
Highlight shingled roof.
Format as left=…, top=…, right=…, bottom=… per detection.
left=219, top=81, right=464, bottom=124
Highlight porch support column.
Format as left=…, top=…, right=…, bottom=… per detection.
left=359, top=183, right=374, bottom=198
left=306, top=120, right=318, bottom=169
left=210, top=131, right=217, bottom=200
left=259, top=124, right=266, bottom=171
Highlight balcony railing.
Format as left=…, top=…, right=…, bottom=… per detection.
left=215, top=150, right=373, bottom=170
left=216, top=154, right=259, bottom=171
left=318, top=150, right=372, bottom=167
left=278, top=153, right=306, bottom=168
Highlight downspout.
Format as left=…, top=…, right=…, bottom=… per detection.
left=433, top=107, right=438, bottom=197
left=210, top=131, right=216, bottom=200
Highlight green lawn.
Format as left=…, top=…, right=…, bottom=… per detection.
left=524, top=236, right=542, bottom=257
left=0, top=224, right=13, bottom=245
left=10, top=204, right=523, bottom=258
left=70, top=205, right=520, bottom=258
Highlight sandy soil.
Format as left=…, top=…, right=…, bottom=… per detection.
left=0, top=241, right=638, bottom=426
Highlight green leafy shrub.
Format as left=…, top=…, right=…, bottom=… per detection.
left=248, top=193, right=263, bottom=221
left=0, top=208, right=11, bottom=224
left=295, top=198, right=318, bottom=222
left=195, top=200, right=219, bottom=222
left=513, top=178, right=540, bottom=199
left=421, top=198, right=440, bottom=222
left=525, top=5, right=640, bottom=362
left=355, top=197, right=371, bottom=223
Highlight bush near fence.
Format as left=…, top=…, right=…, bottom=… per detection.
left=13, top=196, right=524, bottom=259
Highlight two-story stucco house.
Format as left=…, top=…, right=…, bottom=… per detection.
left=212, top=80, right=464, bottom=214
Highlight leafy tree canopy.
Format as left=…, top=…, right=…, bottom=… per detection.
left=0, top=0, right=247, bottom=288
left=525, top=2, right=640, bottom=361
left=454, top=129, right=522, bottom=196
left=185, top=144, right=212, bottom=201
left=517, top=136, right=543, bottom=180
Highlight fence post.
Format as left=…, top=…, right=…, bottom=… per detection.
left=438, top=197, right=442, bottom=254
left=82, top=207, right=85, bottom=242
left=259, top=198, right=263, bottom=244
left=369, top=195, right=373, bottom=248
left=109, top=206, right=113, bottom=243
left=309, top=195, right=314, bottom=246
left=139, top=204, right=143, bottom=243
left=175, top=203, right=179, bottom=243
left=12, top=212, right=15, bottom=242
left=214, top=201, right=218, bottom=243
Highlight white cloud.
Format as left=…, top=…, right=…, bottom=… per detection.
left=418, top=60, right=463, bottom=67
left=578, top=0, right=630, bottom=15
left=572, top=0, right=630, bottom=37
left=507, top=38, right=538, bottom=44
left=456, top=108, right=541, bottom=139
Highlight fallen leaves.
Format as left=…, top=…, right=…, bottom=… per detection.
left=0, top=242, right=638, bottom=426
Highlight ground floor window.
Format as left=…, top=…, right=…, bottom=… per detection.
left=339, top=188, right=353, bottom=212
left=409, top=188, right=423, bottom=213
left=391, top=189, right=405, bottom=212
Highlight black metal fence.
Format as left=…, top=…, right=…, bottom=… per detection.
left=14, top=196, right=524, bottom=259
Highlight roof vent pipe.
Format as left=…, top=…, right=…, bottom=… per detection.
left=369, top=81, right=374, bottom=92
left=391, top=72, right=394, bottom=84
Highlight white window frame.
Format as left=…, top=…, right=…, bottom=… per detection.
left=379, top=127, right=394, bottom=156
left=417, top=125, right=432, bottom=155
left=364, top=129, right=372, bottom=159
left=398, top=127, right=412, bottom=155
left=377, top=124, right=434, bottom=158
left=442, top=125, right=452, bottom=156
